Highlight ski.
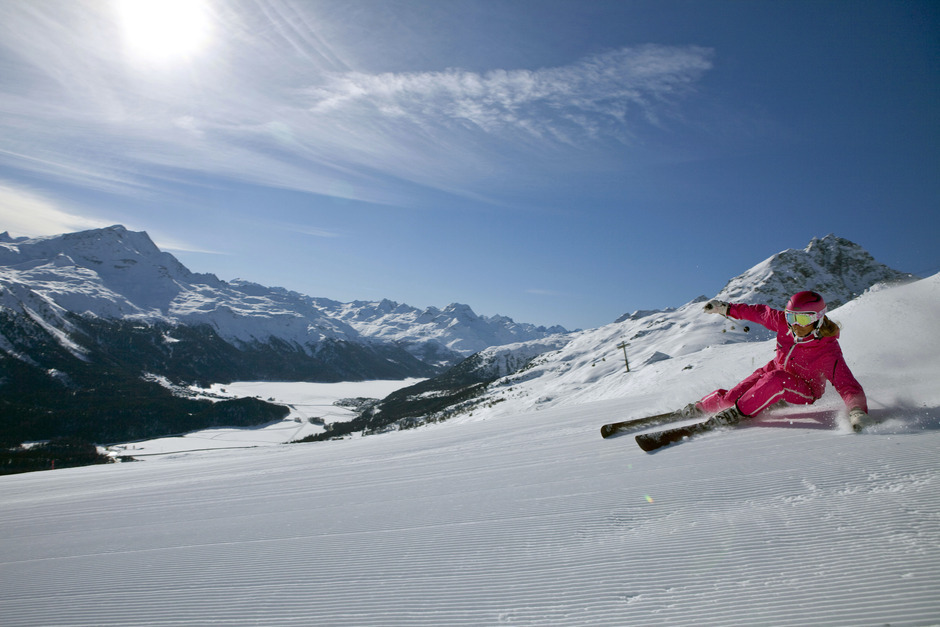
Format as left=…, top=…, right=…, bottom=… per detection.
left=635, top=402, right=846, bottom=451
left=634, top=420, right=718, bottom=452
left=600, top=410, right=690, bottom=439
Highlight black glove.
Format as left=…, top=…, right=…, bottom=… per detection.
left=703, top=299, right=729, bottom=316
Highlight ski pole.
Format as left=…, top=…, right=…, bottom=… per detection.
left=718, top=312, right=749, bottom=333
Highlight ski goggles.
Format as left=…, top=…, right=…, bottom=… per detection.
left=785, top=310, right=825, bottom=327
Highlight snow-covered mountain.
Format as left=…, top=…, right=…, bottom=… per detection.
left=321, top=298, right=568, bottom=357
left=714, top=233, right=913, bottom=308
left=0, top=225, right=568, bottom=444
left=0, top=225, right=566, bottom=363
left=349, top=235, right=917, bottom=434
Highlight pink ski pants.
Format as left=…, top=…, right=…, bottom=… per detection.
left=698, top=369, right=816, bottom=417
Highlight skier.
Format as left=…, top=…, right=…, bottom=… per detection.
left=684, top=291, right=870, bottom=431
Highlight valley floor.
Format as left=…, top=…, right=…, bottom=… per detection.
left=105, top=379, right=422, bottom=457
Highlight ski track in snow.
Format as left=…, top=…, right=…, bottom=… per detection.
left=1, top=401, right=939, bottom=626
left=1, top=277, right=939, bottom=626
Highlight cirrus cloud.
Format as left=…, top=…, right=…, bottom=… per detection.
left=305, top=45, right=714, bottom=143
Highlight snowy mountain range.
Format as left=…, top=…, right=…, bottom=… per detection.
left=0, top=225, right=567, bottom=362
left=0, top=225, right=567, bottom=443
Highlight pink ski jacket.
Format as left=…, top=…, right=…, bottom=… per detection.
left=729, top=303, right=868, bottom=413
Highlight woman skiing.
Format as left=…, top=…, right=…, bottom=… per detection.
left=685, top=290, right=870, bottom=431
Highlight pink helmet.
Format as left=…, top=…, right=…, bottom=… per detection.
left=785, top=291, right=827, bottom=327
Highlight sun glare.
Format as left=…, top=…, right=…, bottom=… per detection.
left=116, top=0, right=212, bottom=62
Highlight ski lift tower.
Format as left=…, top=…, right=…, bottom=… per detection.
left=616, top=341, right=630, bottom=372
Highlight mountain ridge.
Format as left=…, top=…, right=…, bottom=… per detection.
left=0, top=225, right=569, bottom=444
left=0, top=225, right=569, bottom=361
left=715, top=233, right=913, bottom=309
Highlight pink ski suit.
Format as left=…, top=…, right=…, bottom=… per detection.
left=698, top=303, right=868, bottom=417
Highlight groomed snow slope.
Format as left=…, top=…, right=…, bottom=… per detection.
left=1, top=275, right=938, bottom=626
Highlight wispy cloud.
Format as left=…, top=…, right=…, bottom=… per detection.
left=275, top=222, right=342, bottom=239
left=0, top=182, right=111, bottom=237
left=0, top=1, right=713, bottom=205
left=306, top=45, right=713, bottom=142
left=295, top=227, right=341, bottom=238
left=149, top=234, right=228, bottom=256
left=0, top=180, right=224, bottom=254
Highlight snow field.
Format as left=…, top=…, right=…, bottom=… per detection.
left=109, top=379, right=423, bottom=457
left=1, top=394, right=939, bottom=626
left=1, top=275, right=939, bottom=626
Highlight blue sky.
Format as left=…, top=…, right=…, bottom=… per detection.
left=0, top=0, right=937, bottom=329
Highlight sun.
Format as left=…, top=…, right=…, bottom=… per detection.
left=116, top=0, right=213, bottom=63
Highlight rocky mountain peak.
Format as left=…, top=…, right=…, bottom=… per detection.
left=716, top=234, right=915, bottom=309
